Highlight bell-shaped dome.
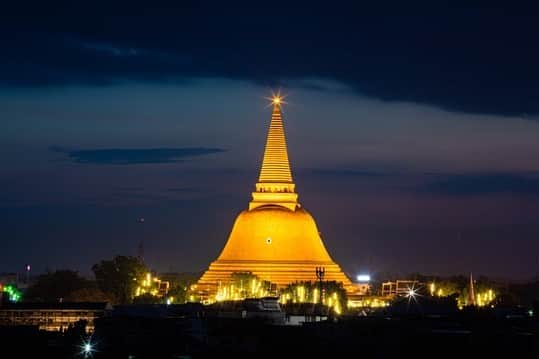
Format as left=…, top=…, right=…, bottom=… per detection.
left=218, top=205, right=333, bottom=262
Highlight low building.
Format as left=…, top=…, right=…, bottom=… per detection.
left=282, top=303, right=331, bottom=326
left=0, top=302, right=112, bottom=332
left=111, top=302, right=205, bottom=318
left=135, top=272, right=170, bottom=298
left=209, top=297, right=285, bottom=325
left=347, top=295, right=389, bottom=309
left=354, top=282, right=371, bottom=295
left=1, top=272, right=35, bottom=295
left=0, top=273, right=18, bottom=285
left=381, top=280, right=421, bottom=297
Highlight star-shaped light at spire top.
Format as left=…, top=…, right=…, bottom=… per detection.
left=265, top=90, right=287, bottom=108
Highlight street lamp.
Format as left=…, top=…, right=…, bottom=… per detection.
left=80, top=338, right=95, bottom=358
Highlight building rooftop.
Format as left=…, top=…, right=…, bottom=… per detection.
left=0, top=302, right=112, bottom=310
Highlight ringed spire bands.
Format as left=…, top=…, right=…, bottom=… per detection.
left=250, top=100, right=298, bottom=211
left=259, top=102, right=293, bottom=183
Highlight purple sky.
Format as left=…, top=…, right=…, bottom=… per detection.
left=2, top=4, right=539, bottom=280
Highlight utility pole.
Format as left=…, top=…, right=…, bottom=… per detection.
left=315, top=267, right=325, bottom=305
left=137, top=217, right=145, bottom=264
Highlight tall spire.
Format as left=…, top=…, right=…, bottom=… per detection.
left=468, top=272, right=476, bottom=306
left=258, top=101, right=293, bottom=183
left=249, top=96, right=299, bottom=211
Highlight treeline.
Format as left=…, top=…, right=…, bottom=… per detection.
left=22, top=256, right=194, bottom=304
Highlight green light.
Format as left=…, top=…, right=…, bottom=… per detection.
left=3, top=285, right=21, bottom=302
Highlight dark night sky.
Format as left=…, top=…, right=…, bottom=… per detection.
left=1, top=3, right=539, bottom=280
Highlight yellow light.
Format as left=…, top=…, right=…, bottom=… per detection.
left=430, top=282, right=435, bottom=296
left=297, top=286, right=305, bottom=303
left=334, top=302, right=341, bottom=315
left=273, top=96, right=281, bottom=105
left=143, top=272, right=151, bottom=287
left=216, top=291, right=225, bottom=301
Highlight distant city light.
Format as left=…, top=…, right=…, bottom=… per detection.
left=356, top=274, right=371, bottom=282
left=80, top=338, right=95, bottom=358
left=2, top=285, right=21, bottom=302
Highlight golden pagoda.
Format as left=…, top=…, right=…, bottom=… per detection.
left=196, top=96, right=355, bottom=295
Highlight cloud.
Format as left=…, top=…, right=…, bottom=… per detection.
left=303, top=165, right=539, bottom=197
left=80, top=42, right=140, bottom=57
left=167, top=188, right=200, bottom=193
left=50, top=146, right=225, bottom=165
left=2, top=4, right=539, bottom=115
left=306, top=168, right=392, bottom=178
left=420, top=173, right=539, bottom=196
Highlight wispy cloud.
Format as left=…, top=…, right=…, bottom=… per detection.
left=80, top=42, right=140, bottom=57
left=420, top=173, right=539, bottom=196
left=167, top=187, right=200, bottom=193
left=304, top=165, right=539, bottom=197
left=306, top=168, right=392, bottom=177
left=50, top=146, right=225, bottom=165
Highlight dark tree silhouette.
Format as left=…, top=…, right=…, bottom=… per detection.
left=25, top=270, right=91, bottom=302
left=92, top=255, right=148, bottom=304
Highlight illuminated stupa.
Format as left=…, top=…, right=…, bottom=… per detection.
left=197, top=96, right=354, bottom=294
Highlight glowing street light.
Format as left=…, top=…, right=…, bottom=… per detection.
left=356, top=274, right=370, bottom=282
left=80, top=338, right=95, bottom=358
left=405, top=284, right=422, bottom=305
